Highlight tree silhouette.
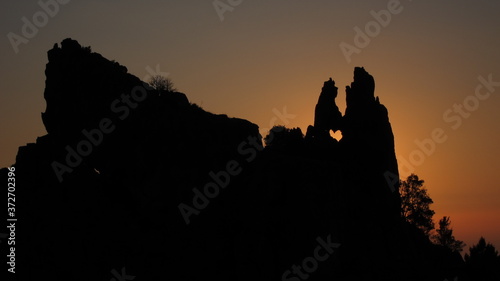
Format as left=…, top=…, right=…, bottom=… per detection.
left=432, top=216, right=465, bottom=252
left=264, top=125, right=304, bottom=147
left=464, top=237, right=500, bottom=280
left=149, top=75, right=176, bottom=92
left=400, top=174, right=435, bottom=236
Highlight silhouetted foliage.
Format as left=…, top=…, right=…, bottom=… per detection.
left=400, top=174, right=435, bottom=236
left=149, top=74, right=176, bottom=92
left=432, top=216, right=465, bottom=253
left=464, top=237, right=500, bottom=280
left=264, top=125, right=304, bottom=147
left=465, top=237, right=499, bottom=263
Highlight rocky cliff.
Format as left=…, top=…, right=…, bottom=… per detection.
left=1, top=39, right=462, bottom=281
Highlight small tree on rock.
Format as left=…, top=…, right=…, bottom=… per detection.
left=149, top=75, right=176, bottom=92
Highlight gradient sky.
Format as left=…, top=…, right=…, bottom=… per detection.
left=1, top=0, right=499, bottom=252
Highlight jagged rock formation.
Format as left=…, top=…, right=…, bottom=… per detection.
left=312, top=78, right=342, bottom=139
left=306, top=68, right=400, bottom=218
left=0, top=39, right=464, bottom=281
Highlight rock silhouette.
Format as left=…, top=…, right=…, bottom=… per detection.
left=312, top=77, right=342, bottom=139
left=1, top=39, right=465, bottom=280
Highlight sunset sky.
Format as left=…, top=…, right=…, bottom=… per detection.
left=1, top=0, right=499, bottom=251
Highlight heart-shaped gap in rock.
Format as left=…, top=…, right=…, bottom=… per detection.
left=330, top=130, right=343, bottom=141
